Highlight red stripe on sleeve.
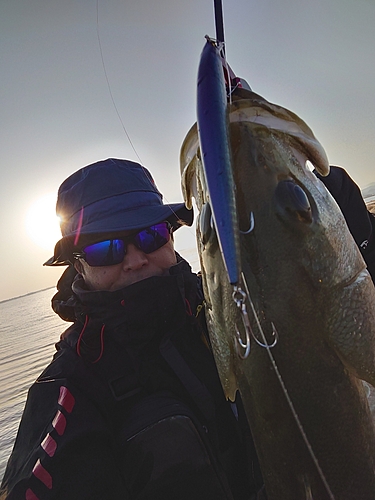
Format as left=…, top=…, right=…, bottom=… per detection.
left=41, top=433, right=57, bottom=457
left=25, top=489, right=39, bottom=500
left=52, top=410, right=67, bottom=436
left=57, top=386, right=75, bottom=413
left=32, top=459, right=52, bottom=489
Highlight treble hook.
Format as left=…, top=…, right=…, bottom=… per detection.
left=232, top=283, right=278, bottom=360
left=252, top=321, right=278, bottom=348
left=233, top=287, right=252, bottom=359
left=234, top=321, right=251, bottom=359
left=240, top=211, right=255, bottom=235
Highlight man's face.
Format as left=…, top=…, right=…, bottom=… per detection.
left=74, top=230, right=177, bottom=292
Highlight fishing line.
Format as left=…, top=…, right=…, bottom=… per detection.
left=96, top=0, right=142, bottom=165
left=240, top=272, right=336, bottom=500
left=95, top=1, right=193, bottom=230
left=221, top=42, right=233, bottom=105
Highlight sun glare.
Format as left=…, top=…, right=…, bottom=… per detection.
left=25, top=193, right=61, bottom=250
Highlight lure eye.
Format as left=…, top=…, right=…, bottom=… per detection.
left=199, top=202, right=214, bottom=245
left=274, top=180, right=312, bottom=223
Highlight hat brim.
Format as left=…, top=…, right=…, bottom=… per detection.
left=44, top=203, right=193, bottom=266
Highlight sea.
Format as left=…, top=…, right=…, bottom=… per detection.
left=0, top=288, right=66, bottom=481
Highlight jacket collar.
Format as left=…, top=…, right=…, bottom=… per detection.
left=52, top=256, right=199, bottom=329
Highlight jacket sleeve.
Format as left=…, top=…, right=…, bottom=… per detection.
left=314, top=165, right=372, bottom=247
left=1, top=378, right=128, bottom=500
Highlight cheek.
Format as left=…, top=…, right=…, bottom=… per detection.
left=162, top=241, right=177, bottom=266
left=83, top=266, right=121, bottom=291
left=148, top=240, right=177, bottom=269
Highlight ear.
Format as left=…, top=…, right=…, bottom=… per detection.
left=74, top=260, right=84, bottom=275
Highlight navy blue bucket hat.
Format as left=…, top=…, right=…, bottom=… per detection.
left=45, top=158, right=193, bottom=266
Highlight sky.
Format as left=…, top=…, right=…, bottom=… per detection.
left=0, top=0, right=374, bottom=302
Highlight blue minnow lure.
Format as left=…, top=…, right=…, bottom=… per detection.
left=196, top=39, right=241, bottom=285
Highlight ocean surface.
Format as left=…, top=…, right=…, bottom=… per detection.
left=0, top=288, right=66, bottom=481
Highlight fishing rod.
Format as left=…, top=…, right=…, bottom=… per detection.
left=213, top=0, right=225, bottom=50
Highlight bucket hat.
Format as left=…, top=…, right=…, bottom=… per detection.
left=45, top=158, right=193, bottom=266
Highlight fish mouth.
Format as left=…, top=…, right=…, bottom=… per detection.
left=229, top=98, right=330, bottom=176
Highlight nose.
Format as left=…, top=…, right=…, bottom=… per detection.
left=122, top=243, right=148, bottom=271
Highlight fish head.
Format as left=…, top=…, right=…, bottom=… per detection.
left=229, top=91, right=365, bottom=290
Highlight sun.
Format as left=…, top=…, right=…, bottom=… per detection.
left=25, top=193, right=61, bottom=250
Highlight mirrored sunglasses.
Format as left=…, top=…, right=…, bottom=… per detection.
left=73, top=222, right=171, bottom=267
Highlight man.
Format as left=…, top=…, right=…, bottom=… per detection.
left=1, top=158, right=263, bottom=499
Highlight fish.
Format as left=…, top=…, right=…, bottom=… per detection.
left=180, top=87, right=375, bottom=499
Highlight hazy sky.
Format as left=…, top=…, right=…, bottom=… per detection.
left=1, top=0, right=374, bottom=302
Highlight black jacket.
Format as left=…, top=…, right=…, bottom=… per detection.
left=315, top=165, right=375, bottom=282
left=1, top=259, right=263, bottom=499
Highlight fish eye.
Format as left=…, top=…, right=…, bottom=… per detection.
left=274, top=179, right=312, bottom=223
left=199, top=202, right=215, bottom=245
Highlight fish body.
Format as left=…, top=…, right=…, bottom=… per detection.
left=180, top=88, right=375, bottom=499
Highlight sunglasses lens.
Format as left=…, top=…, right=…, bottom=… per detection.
left=83, top=239, right=125, bottom=266
left=80, top=223, right=170, bottom=266
left=135, top=222, right=170, bottom=254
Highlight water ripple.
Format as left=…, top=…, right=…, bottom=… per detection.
left=0, top=288, right=66, bottom=480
